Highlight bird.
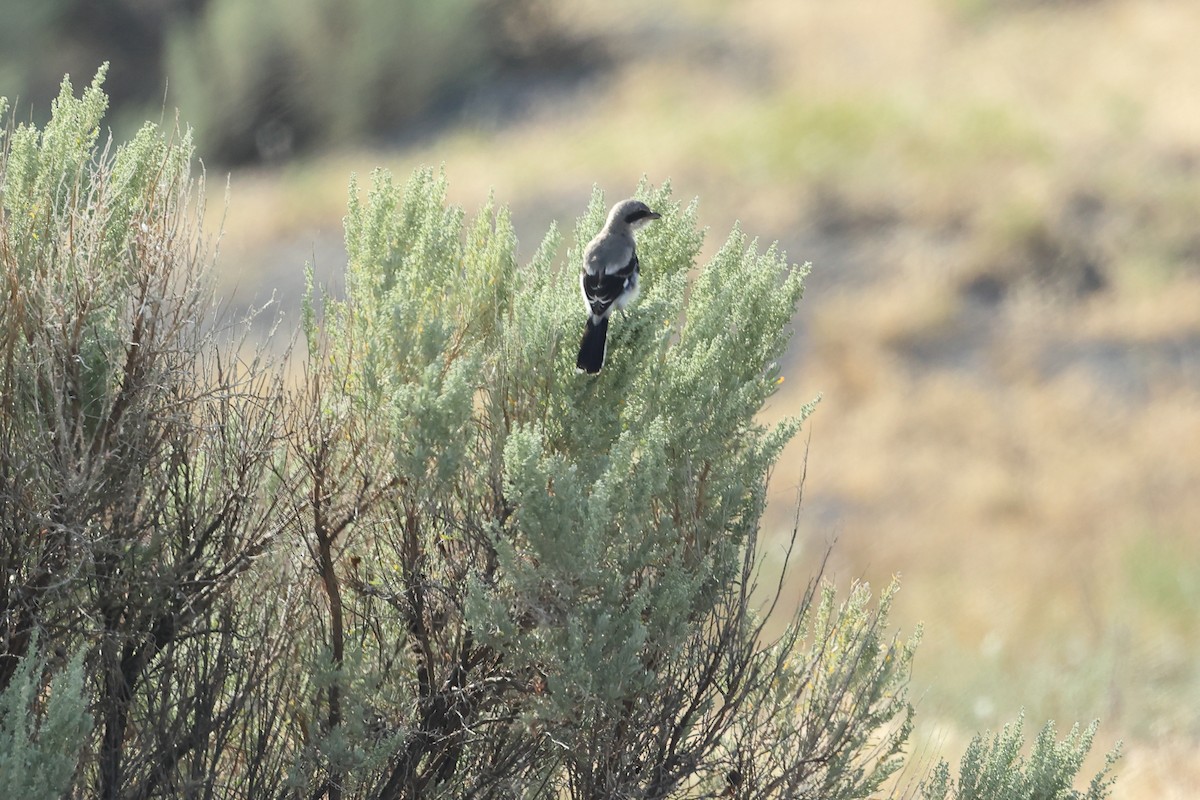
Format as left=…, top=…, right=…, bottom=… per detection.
left=575, top=198, right=661, bottom=374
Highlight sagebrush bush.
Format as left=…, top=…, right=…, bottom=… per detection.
left=1, top=66, right=287, bottom=798
left=288, top=166, right=915, bottom=798
left=0, top=640, right=91, bottom=800
left=921, top=713, right=1120, bottom=800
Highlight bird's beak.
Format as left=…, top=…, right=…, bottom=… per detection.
left=647, top=211, right=662, bottom=220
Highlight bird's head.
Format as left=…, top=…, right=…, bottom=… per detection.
left=608, top=198, right=661, bottom=231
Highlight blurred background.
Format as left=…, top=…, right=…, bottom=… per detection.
left=3, top=0, right=1199, bottom=795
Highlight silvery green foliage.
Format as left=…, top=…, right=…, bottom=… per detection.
left=1, top=68, right=287, bottom=799
left=1, top=64, right=193, bottom=428
left=300, top=167, right=919, bottom=798
left=0, top=643, right=91, bottom=800
left=921, top=713, right=1120, bottom=800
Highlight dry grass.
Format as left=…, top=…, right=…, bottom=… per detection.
left=769, top=276, right=1200, bottom=794
left=201, top=0, right=1200, bottom=794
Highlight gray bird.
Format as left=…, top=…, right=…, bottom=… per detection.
left=576, top=198, right=661, bottom=374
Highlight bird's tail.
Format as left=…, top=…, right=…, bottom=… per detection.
left=576, top=316, right=609, bottom=374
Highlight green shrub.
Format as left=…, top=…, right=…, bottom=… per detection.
left=165, top=0, right=545, bottom=162
left=0, top=641, right=91, bottom=800
left=1, top=66, right=287, bottom=799
left=283, top=166, right=917, bottom=797
left=922, top=712, right=1121, bottom=800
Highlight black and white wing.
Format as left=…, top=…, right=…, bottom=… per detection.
left=581, top=250, right=639, bottom=320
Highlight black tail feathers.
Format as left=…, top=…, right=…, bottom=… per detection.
left=576, top=316, right=609, bottom=374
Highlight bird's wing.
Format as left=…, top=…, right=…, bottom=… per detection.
left=582, top=250, right=639, bottom=318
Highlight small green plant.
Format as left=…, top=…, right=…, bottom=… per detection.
left=0, top=642, right=91, bottom=800
left=921, top=712, right=1121, bottom=800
